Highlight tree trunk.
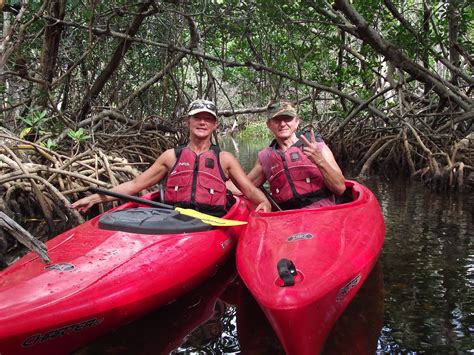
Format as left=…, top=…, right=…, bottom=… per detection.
left=422, top=1, right=432, bottom=95
left=34, top=0, right=67, bottom=108
left=76, top=0, right=152, bottom=122
left=447, top=0, right=461, bottom=85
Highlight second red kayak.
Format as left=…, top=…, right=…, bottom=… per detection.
left=236, top=180, right=385, bottom=354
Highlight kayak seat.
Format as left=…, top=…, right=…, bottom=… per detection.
left=98, top=208, right=213, bottom=235
left=335, top=186, right=356, bottom=205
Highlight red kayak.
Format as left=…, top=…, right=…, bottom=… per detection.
left=236, top=180, right=385, bottom=355
left=0, top=192, right=251, bottom=355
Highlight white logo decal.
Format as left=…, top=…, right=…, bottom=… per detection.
left=336, top=274, right=362, bottom=303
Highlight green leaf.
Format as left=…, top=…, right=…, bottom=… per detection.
left=19, top=127, right=32, bottom=139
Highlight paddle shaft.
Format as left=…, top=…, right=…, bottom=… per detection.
left=89, top=187, right=172, bottom=209
left=259, top=186, right=282, bottom=211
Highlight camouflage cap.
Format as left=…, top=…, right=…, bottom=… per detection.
left=267, top=101, right=297, bottom=120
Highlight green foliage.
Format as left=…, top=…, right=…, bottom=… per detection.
left=237, top=121, right=273, bottom=141
left=19, top=110, right=49, bottom=139
left=2, top=0, right=471, bottom=148
left=39, top=138, right=58, bottom=150
left=67, top=128, right=91, bottom=143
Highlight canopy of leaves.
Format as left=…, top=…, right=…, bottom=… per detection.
left=0, top=0, right=472, bottom=188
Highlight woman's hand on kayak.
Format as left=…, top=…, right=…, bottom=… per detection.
left=255, top=200, right=271, bottom=213
left=70, top=194, right=100, bottom=213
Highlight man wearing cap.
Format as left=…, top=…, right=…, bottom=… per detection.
left=71, top=99, right=271, bottom=215
left=243, top=100, right=346, bottom=210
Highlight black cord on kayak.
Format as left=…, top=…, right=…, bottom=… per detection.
left=259, top=186, right=282, bottom=211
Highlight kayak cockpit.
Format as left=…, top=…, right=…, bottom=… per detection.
left=98, top=208, right=212, bottom=234
left=335, top=183, right=361, bottom=205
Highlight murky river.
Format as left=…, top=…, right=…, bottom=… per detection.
left=77, top=137, right=473, bottom=354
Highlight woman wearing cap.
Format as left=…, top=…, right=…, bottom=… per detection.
left=71, top=99, right=271, bottom=215
left=240, top=100, right=346, bottom=210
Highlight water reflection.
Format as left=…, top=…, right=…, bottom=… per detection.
left=219, top=137, right=268, bottom=173
left=323, top=261, right=384, bottom=355
left=75, top=260, right=238, bottom=355
left=362, top=177, right=473, bottom=354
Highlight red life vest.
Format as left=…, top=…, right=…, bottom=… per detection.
left=258, top=133, right=331, bottom=210
left=164, top=145, right=228, bottom=216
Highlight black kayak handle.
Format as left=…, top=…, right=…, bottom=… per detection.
left=277, top=258, right=297, bottom=287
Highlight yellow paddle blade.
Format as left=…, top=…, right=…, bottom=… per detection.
left=175, top=207, right=248, bottom=227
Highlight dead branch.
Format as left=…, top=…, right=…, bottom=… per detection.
left=0, top=211, right=50, bottom=263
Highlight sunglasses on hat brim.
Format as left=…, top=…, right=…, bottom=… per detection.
left=188, top=101, right=217, bottom=113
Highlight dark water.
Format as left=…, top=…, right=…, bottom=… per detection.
left=78, top=138, right=473, bottom=354
left=371, top=178, right=473, bottom=354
